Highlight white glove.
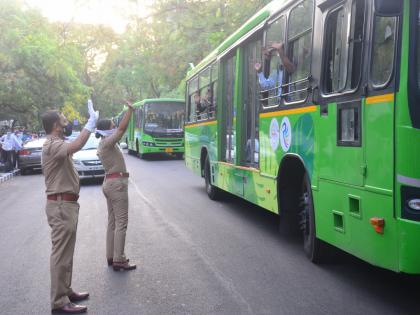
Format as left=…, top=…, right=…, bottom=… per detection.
left=84, top=99, right=99, bottom=132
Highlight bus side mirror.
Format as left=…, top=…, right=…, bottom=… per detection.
left=374, top=0, right=402, bottom=16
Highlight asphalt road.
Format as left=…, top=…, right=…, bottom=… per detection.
left=0, top=153, right=419, bottom=315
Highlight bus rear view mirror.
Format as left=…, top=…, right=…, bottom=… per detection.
left=374, top=0, right=402, bottom=16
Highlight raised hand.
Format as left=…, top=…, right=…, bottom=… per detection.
left=87, top=99, right=99, bottom=121
left=84, top=99, right=99, bottom=132
left=124, top=99, right=134, bottom=110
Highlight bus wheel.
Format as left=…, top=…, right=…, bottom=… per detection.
left=204, top=155, right=222, bottom=200
left=300, top=173, right=326, bottom=263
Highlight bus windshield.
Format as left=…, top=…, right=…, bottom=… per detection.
left=144, top=102, right=185, bottom=133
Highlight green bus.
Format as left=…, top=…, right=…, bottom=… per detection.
left=126, top=98, right=185, bottom=159
left=184, top=0, right=420, bottom=274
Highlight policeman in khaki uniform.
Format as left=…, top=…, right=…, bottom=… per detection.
left=41, top=100, right=98, bottom=314
left=96, top=101, right=136, bottom=271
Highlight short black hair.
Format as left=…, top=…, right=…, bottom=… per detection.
left=96, top=119, right=112, bottom=131
left=95, top=119, right=113, bottom=139
left=42, top=110, right=60, bottom=135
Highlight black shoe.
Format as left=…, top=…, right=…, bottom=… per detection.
left=68, top=292, right=89, bottom=302
left=112, top=259, right=136, bottom=271
left=52, top=302, right=87, bottom=314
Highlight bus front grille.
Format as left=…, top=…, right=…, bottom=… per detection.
left=154, top=138, right=183, bottom=147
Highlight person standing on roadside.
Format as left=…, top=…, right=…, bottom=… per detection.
left=41, top=100, right=98, bottom=314
left=0, top=129, right=22, bottom=170
left=96, top=101, right=136, bottom=271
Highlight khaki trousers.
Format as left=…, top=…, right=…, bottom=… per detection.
left=102, top=177, right=129, bottom=262
left=45, top=200, right=79, bottom=309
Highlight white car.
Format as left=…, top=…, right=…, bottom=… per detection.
left=72, top=136, right=105, bottom=180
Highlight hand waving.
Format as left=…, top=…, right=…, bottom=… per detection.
left=84, top=99, right=99, bottom=132
left=87, top=99, right=99, bottom=121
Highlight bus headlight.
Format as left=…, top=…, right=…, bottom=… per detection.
left=408, top=199, right=420, bottom=211
left=142, top=141, right=155, bottom=147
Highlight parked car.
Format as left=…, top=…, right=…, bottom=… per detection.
left=72, top=135, right=105, bottom=181
left=18, top=138, right=46, bottom=174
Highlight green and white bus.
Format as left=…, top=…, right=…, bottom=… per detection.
left=184, top=0, right=420, bottom=274
left=126, top=98, right=185, bottom=159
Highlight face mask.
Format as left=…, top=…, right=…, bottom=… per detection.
left=96, top=128, right=116, bottom=137
left=63, top=123, right=73, bottom=137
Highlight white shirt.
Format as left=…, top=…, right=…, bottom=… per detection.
left=0, top=133, right=22, bottom=151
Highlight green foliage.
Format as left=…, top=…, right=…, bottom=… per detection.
left=0, top=0, right=271, bottom=127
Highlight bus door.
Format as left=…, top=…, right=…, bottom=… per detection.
left=221, top=52, right=242, bottom=195
left=128, top=112, right=135, bottom=151
left=221, top=53, right=236, bottom=165
left=241, top=36, right=262, bottom=168
left=318, top=0, right=367, bottom=186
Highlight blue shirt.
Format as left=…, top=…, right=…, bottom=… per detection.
left=258, top=67, right=283, bottom=97
left=0, top=133, right=22, bottom=151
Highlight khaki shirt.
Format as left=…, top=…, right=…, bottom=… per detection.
left=97, top=134, right=127, bottom=174
left=42, top=136, right=79, bottom=195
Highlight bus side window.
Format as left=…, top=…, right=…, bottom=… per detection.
left=197, top=67, right=211, bottom=121
left=135, top=108, right=142, bottom=128
left=286, top=0, right=314, bottom=103
left=262, top=15, right=285, bottom=107
left=322, top=0, right=365, bottom=94
left=188, top=77, right=199, bottom=122
left=371, top=16, right=397, bottom=88
left=324, top=7, right=348, bottom=93
left=210, top=63, right=218, bottom=119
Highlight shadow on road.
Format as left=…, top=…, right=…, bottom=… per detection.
left=192, top=185, right=420, bottom=314
left=127, top=152, right=183, bottom=162
left=81, top=177, right=104, bottom=186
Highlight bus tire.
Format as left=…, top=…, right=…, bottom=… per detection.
left=300, top=173, right=327, bottom=263
left=204, top=155, right=222, bottom=200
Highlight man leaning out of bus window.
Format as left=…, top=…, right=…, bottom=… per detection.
left=254, top=42, right=296, bottom=97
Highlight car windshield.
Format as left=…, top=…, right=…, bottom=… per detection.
left=144, top=102, right=185, bottom=133
left=82, top=136, right=100, bottom=150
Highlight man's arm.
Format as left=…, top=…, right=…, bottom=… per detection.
left=67, top=129, right=91, bottom=155
left=271, top=42, right=296, bottom=74
left=67, top=99, right=99, bottom=155
left=106, top=101, right=134, bottom=145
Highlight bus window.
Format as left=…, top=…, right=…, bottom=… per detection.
left=417, top=6, right=420, bottom=90
left=188, top=77, right=199, bottom=122
left=286, top=0, right=314, bottom=103
left=260, top=16, right=285, bottom=108
left=324, top=7, right=348, bottom=93
left=323, top=0, right=365, bottom=94
left=135, top=108, right=142, bottom=128
left=371, top=16, right=397, bottom=88
left=197, top=67, right=211, bottom=121
left=210, top=63, right=218, bottom=119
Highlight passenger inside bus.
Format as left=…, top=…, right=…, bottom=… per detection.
left=194, top=93, right=205, bottom=120
left=201, top=88, right=214, bottom=117
left=254, top=42, right=296, bottom=98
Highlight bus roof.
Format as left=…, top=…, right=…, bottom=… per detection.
left=132, top=98, right=185, bottom=109
left=186, top=0, right=290, bottom=80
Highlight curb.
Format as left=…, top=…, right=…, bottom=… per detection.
left=0, top=169, right=20, bottom=184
